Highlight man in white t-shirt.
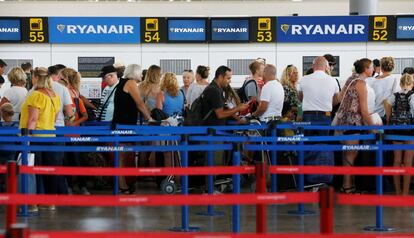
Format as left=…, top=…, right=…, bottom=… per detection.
left=298, top=56, right=339, bottom=134
left=252, top=64, right=284, bottom=121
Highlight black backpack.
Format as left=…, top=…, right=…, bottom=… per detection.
left=237, top=79, right=257, bottom=103
left=183, top=93, right=212, bottom=126
left=390, top=91, right=414, bottom=125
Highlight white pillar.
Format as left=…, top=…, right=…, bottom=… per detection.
left=349, top=0, right=377, bottom=15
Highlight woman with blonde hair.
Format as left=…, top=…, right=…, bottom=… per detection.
left=138, top=65, right=161, bottom=112
left=60, top=68, right=88, bottom=126
left=156, top=72, right=184, bottom=117
left=281, top=64, right=301, bottom=122
left=366, top=56, right=399, bottom=124
left=385, top=73, right=414, bottom=195
left=60, top=68, right=90, bottom=195
left=0, top=67, right=28, bottom=121
left=20, top=67, right=62, bottom=207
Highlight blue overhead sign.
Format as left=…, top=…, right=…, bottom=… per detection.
left=167, top=19, right=206, bottom=42
left=211, top=19, right=249, bottom=42
left=49, top=17, right=140, bottom=43
left=396, top=17, right=414, bottom=40
left=277, top=16, right=368, bottom=42
left=0, top=19, right=21, bottom=41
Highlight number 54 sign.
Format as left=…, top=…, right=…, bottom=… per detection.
left=22, top=17, right=49, bottom=43
left=141, top=17, right=167, bottom=43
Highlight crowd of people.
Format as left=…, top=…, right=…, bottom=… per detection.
left=0, top=54, right=413, bottom=212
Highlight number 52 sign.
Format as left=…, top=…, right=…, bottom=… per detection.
left=369, top=16, right=395, bottom=42
left=21, top=17, right=49, bottom=43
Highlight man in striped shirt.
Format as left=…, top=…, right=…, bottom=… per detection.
left=96, top=66, right=119, bottom=122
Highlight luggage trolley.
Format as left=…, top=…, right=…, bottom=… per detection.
left=157, top=116, right=183, bottom=194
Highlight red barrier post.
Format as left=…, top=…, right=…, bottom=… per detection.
left=6, top=223, right=29, bottom=238
left=319, top=186, right=334, bottom=234
left=255, top=161, right=267, bottom=233
left=6, top=161, right=18, bottom=231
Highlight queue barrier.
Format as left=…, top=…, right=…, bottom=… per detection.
left=1, top=124, right=414, bottom=236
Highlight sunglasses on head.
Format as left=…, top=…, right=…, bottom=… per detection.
left=183, top=69, right=193, bottom=73
left=287, top=64, right=293, bottom=68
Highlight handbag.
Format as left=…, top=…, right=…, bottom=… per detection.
left=17, top=153, right=35, bottom=166
left=331, top=79, right=357, bottom=126
left=370, top=112, right=383, bottom=125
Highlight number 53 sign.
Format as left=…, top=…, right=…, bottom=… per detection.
left=250, top=17, right=276, bottom=43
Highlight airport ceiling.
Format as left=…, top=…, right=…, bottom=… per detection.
left=0, top=0, right=351, bottom=2
left=0, top=0, right=342, bottom=1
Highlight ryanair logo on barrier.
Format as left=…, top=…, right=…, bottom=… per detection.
left=212, top=27, right=248, bottom=33
left=56, top=24, right=134, bottom=34
left=341, top=145, right=378, bottom=151
left=49, top=17, right=140, bottom=43
left=277, top=16, right=368, bottom=42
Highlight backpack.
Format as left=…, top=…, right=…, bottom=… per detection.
left=237, top=78, right=257, bottom=103
left=390, top=91, right=414, bottom=125
left=183, top=93, right=212, bottom=126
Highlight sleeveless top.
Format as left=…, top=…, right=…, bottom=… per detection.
left=336, top=73, right=364, bottom=126
left=163, top=90, right=184, bottom=117
left=112, top=78, right=138, bottom=125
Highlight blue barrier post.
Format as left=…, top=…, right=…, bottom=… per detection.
left=270, top=122, right=277, bottom=193
left=113, top=134, right=119, bottom=195
left=288, top=127, right=314, bottom=215
left=364, top=131, right=394, bottom=232
left=171, top=134, right=199, bottom=232
left=197, top=128, right=224, bottom=216
left=232, top=142, right=242, bottom=233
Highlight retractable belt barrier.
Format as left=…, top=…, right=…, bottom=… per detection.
left=2, top=124, right=414, bottom=237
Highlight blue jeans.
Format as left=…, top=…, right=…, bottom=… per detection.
left=302, top=113, right=331, bottom=137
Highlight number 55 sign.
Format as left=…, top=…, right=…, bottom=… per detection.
left=21, top=17, right=49, bottom=43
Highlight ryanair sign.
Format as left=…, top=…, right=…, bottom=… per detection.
left=49, top=17, right=140, bottom=43
left=0, top=19, right=21, bottom=41
left=277, top=16, right=368, bottom=42
left=396, top=16, right=414, bottom=40
left=211, top=19, right=249, bottom=42
left=167, top=19, right=206, bottom=42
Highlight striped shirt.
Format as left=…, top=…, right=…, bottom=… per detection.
left=96, top=82, right=119, bottom=121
